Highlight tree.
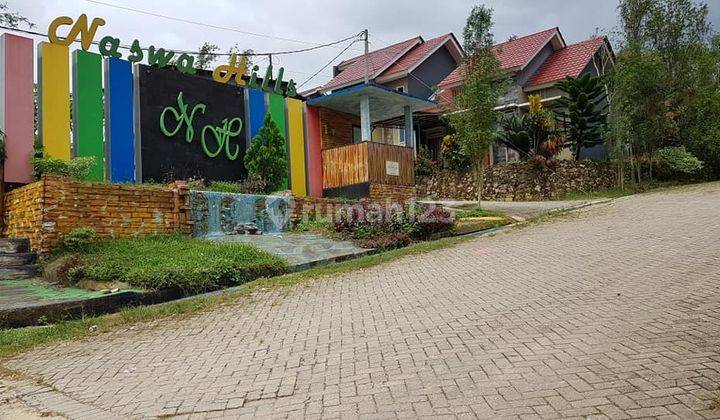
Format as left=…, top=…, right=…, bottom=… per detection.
left=445, top=5, right=509, bottom=205
left=195, top=42, right=220, bottom=70
left=243, top=113, right=287, bottom=193
left=611, top=0, right=718, bottom=181
left=555, top=74, right=608, bottom=160
left=227, top=45, right=254, bottom=73
left=0, top=2, right=34, bottom=29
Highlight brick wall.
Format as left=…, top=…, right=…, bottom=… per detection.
left=2, top=175, right=191, bottom=253
left=319, top=108, right=359, bottom=150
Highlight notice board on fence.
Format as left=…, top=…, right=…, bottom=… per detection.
left=136, top=65, right=247, bottom=182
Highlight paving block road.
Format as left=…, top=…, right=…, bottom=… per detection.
left=2, top=183, right=720, bottom=419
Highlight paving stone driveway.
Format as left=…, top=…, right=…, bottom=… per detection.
left=2, top=184, right=720, bottom=419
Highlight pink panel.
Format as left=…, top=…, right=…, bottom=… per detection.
left=305, top=105, right=323, bottom=197
left=2, top=34, right=34, bottom=184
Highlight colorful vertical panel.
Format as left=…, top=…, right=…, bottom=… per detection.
left=0, top=34, right=34, bottom=184
left=72, top=50, right=104, bottom=181
left=268, top=93, right=286, bottom=138
left=268, top=93, right=288, bottom=189
left=104, top=57, right=135, bottom=183
left=287, top=98, right=306, bottom=196
left=247, top=88, right=266, bottom=142
left=38, top=41, right=71, bottom=160
left=305, top=105, right=323, bottom=197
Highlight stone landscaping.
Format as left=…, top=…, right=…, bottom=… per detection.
left=417, top=160, right=616, bottom=201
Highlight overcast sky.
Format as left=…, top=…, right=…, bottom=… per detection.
left=6, top=0, right=720, bottom=89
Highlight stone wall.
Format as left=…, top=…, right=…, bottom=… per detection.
left=369, top=184, right=416, bottom=203
left=417, top=161, right=616, bottom=201
left=2, top=175, right=191, bottom=253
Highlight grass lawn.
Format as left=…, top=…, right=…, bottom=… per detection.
left=46, top=235, right=288, bottom=292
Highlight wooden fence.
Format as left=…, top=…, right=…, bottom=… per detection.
left=322, top=142, right=414, bottom=189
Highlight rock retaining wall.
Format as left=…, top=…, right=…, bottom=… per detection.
left=417, top=161, right=616, bottom=201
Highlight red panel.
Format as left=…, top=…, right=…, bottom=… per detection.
left=305, top=106, right=323, bottom=197
left=2, top=34, right=34, bottom=184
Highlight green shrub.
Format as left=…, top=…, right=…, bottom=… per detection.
left=333, top=205, right=455, bottom=248
left=206, top=181, right=244, bottom=193
left=62, top=227, right=96, bottom=252
left=48, top=235, right=287, bottom=292
left=440, top=134, right=470, bottom=170
left=415, top=146, right=438, bottom=176
left=293, top=218, right=333, bottom=234
left=655, top=146, right=704, bottom=179
left=244, top=113, right=287, bottom=193
left=33, top=156, right=96, bottom=180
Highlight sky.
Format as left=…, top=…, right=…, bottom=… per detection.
left=5, top=0, right=720, bottom=90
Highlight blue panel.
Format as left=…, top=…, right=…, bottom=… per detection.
left=105, top=57, right=135, bottom=183
left=247, top=88, right=266, bottom=141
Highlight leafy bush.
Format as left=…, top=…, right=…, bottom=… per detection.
left=33, top=156, right=96, bottom=180
left=655, top=146, right=704, bottom=179
left=440, top=135, right=470, bottom=170
left=415, top=146, right=438, bottom=176
left=47, top=235, right=287, bottom=292
left=61, top=227, right=96, bottom=252
left=333, top=205, right=455, bottom=248
left=244, top=113, right=287, bottom=193
left=240, top=173, right=268, bottom=194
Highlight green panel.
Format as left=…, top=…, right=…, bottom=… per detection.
left=268, top=93, right=288, bottom=189
left=72, top=50, right=105, bottom=181
left=268, top=93, right=286, bottom=138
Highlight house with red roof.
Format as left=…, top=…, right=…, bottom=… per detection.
left=302, top=27, right=613, bottom=200
left=302, top=34, right=463, bottom=149
left=436, top=28, right=614, bottom=162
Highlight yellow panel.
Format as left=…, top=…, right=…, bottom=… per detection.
left=39, top=42, right=71, bottom=159
left=287, top=98, right=307, bottom=196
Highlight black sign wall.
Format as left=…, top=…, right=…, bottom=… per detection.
left=137, top=65, right=247, bottom=182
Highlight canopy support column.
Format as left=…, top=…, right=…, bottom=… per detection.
left=404, top=105, right=414, bottom=149
left=360, top=94, right=371, bottom=141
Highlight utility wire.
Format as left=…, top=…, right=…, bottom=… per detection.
left=83, top=0, right=366, bottom=53
left=298, top=39, right=361, bottom=88
left=0, top=25, right=364, bottom=57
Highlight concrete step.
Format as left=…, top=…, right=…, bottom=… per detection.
left=0, top=238, right=30, bottom=254
left=0, top=252, right=37, bottom=267
left=0, top=265, right=39, bottom=280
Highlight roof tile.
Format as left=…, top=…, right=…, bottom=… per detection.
left=526, top=37, right=605, bottom=87
left=380, top=34, right=452, bottom=77
left=492, top=28, right=560, bottom=69
left=323, top=37, right=421, bottom=90
left=438, top=28, right=561, bottom=89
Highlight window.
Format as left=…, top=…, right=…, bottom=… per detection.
left=352, top=126, right=362, bottom=143
left=396, top=86, right=404, bottom=93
